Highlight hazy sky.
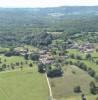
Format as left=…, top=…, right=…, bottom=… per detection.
left=0, top=0, right=98, bottom=8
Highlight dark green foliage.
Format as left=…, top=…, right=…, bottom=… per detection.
left=96, top=61, right=98, bottom=65
left=0, top=7, right=98, bottom=47
left=15, top=62, right=20, bottom=66
left=30, top=53, right=40, bottom=61
left=24, top=54, right=29, bottom=60
left=89, top=81, right=96, bottom=94
left=2, top=64, right=6, bottom=70
left=85, top=54, right=92, bottom=60
left=96, top=49, right=98, bottom=52
left=38, top=62, right=45, bottom=73
left=87, top=68, right=96, bottom=77
left=75, top=61, right=87, bottom=71
left=73, top=86, right=81, bottom=93
left=94, top=75, right=98, bottom=82
left=5, top=51, right=20, bottom=57
left=76, top=55, right=82, bottom=60
left=47, top=67, right=63, bottom=78
left=29, top=63, right=33, bottom=67
left=70, top=54, right=75, bottom=59
left=81, top=94, right=86, bottom=100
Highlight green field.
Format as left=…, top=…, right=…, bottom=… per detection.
left=1, top=49, right=98, bottom=100
left=48, top=49, right=98, bottom=100
left=0, top=55, right=49, bottom=100
left=49, top=65, right=96, bottom=100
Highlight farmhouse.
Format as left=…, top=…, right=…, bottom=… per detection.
left=14, top=48, right=28, bottom=55
left=79, top=43, right=95, bottom=53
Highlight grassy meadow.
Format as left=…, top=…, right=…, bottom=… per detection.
left=49, top=65, right=96, bottom=100
left=0, top=55, right=49, bottom=100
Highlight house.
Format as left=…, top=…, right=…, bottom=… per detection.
left=79, top=43, right=95, bottom=53
left=14, top=48, right=28, bottom=56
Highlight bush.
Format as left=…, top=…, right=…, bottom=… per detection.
left=70, top=54, right=75, bottom=59
left=29, top=63, right=33, bottom=67
left=94, top=75, right=98, bottom=82
left=38, top=62, right=45, bottom=73
left=87, top=68, right=96, bottom=77
left=47, top=68, right=63, bottom=77
left=89, top=81, right=96, bottom=94
left=30, top=53, right=40, bottom=61
left=72, top=70, right=76, bottom=74
left=76, top=55, right=82, bottom=60
left=96, top=61, right=98, bottom=65
left=85, top=53, right=92, bottom=60
left=74, top=86, right=81, bottom=93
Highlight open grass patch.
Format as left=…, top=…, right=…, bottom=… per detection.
left=49, top=65, right=95, bottom=100
left=0, top=67, right=49, bottom=100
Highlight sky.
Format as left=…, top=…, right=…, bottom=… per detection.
left=0, top=0, right=98, bottom=8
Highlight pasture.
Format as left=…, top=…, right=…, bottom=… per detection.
left=0, top=55, right=49, bottom=100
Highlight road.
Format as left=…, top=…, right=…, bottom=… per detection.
left=45, top=73, right=54, bottom=100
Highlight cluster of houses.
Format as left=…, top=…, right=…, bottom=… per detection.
left=39, top=50, right=54, bottom=64
left=71, top=42, right=95, bottom=53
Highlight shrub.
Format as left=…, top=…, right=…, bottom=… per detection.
left=96, top=61, right=98, bottom=65
left=74, top=86, right=81, bottom=93
left=87, top=68, right=96, bottom=77
left=94, top=75, right=98, bottom=82
left=70, top=54, right=75, bottom=59
left=38, top=62, right=45, bottom=73
left=29, top=63, right=33, bottom=67
left=47, top=68, right=63, bottom=77
left=76, top=55, right=82, bottom=60
left=89, top=81, right=96, bottom=94
left=30, top=53, right=40, bottom=61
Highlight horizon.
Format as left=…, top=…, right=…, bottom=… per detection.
left=0, top=5, right=98, bottom=9
left=0, top=0, right=98, bottom=8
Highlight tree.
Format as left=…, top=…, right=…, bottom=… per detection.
left=81, top=94, right=86, bottom=100
left=89, top=81, right=96, bottom=94
left=30, top=53, right=40, bottom=61
left=20, top=66, right=23, bottom=71
left=96, top=49, right=98, bottom=52
left=70, top=54, right=75, bottom=59
left=2, top=64, right=6, bottom=70
left=29, top=63, right=33, bottom=67
left=10, top=63, right=15, bottom=70
left=20, top=61, right=23, bottom=65
left=96, top=61, right=98, bottom=65
left=24, top=54, right=29, bottom=60
left=73, top=86, right=81, bottom=93
left=76, top=54, right=82, bottom=60
left=16, top=62, right=19, bottom=66
left=95, top=75, right=98, bottom=82
left=85, top=53, right=92, bottom=60
left=47, top=67, right=63, bottom=77
left=38, top=62, right=45, bottom=73
left=87, top=68, right=96, bottom=77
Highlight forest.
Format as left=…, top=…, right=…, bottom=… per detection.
left=0, top=7, right=98, bottom=48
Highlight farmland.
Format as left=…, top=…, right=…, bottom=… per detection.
left=0, top=55, right=49, bottom=100
left=0, top=6, right=98, bottom=100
